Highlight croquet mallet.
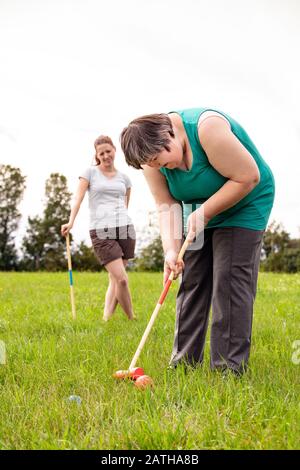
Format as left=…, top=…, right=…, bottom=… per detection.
left=113, top=237, right=191, bottom=380
left=66, top=233, right=76, bottom=320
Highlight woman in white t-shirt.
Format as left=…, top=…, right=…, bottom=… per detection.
left=61, top=135, right=136, bottom=321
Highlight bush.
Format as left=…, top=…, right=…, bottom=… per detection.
left=261, top=248, right=300, bottom=273
left=135, top=236, right=164, bottom=271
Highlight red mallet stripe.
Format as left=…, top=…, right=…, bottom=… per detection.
left=158, top=279, right=172, bottom=305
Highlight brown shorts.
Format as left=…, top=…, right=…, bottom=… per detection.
left=90, top=225, right=136, bottom=266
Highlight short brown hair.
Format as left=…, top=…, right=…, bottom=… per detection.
left=94, top=135, right=116, bottom=165
left=120, top=114, right=174, bottom=169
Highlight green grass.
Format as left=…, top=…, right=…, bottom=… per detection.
left=0, top=271, right=299, bottom=450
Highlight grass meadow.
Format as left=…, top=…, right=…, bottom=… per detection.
left=0, top=271, right=299, bottom=450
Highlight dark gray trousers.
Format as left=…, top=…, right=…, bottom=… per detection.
left=170, top=227, right=264, bottom=374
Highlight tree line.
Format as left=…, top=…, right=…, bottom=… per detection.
left=0, top=164, right=98, bottom=271
left=0, top=164, right=299, bottom=272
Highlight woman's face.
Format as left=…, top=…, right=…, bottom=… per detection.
left=146, top=137, right=183, bottom=170
left=96, top=143, right=116, bottom=167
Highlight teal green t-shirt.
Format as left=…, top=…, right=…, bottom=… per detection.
left=160, top=108, right=275, bottom=233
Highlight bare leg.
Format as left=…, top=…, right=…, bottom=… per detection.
left=103, top=273, right=118, bottom=321
left=104, top=258, right=135, bottom=320
left=122, top=260, right=136, bottom=319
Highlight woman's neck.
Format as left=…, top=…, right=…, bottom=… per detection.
left=170, top=113, right=187, bottom=152
left=98, top=164, right=116, bottom=173
left=170, top=114, right=192, bottom=171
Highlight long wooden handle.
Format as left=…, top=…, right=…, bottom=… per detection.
left=66, top=234, right=76, bottom=320
left=129, top=238, right=190, bottom=370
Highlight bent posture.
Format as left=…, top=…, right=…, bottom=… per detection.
left=121, top=108, right=275, bottom=374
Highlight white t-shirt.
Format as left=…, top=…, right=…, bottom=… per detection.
left=79, top=166, right=133, bottom=229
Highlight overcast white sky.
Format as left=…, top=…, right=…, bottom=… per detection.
left=1, top=0, right=300, bottom=249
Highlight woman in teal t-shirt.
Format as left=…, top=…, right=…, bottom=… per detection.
left=120, top=108, right=275, bottom=375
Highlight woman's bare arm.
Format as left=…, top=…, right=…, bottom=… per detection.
left=198, top=117, right=260, bottom=222
left=61, top=177, right=89, bottom=236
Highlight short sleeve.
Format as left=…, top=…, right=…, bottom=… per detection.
left=123, top=173, right=132, bottom=189
left=79, top=167, right=92, bottom=182
left=198, top=111, right=231, bottom=129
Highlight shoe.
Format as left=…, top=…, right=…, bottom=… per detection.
left=167, top=362, right=189, bottom=374
left=214, top=367, right=244, bottom=379
left=167, top=363, right=178, bottom=371
left=168, top=361, right=202, bottom=374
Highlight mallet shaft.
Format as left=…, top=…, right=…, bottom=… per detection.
left=128, top=238, right=190, bottom=370
left=66, top=234, right=76, bottom=320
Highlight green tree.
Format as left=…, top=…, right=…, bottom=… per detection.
left=261, top=248, right=300, bottom=273
left=21, top=173, right=72, bottom=271
left=43, top=173, right=72, bottom=271
left=288, top=237, right=300, bottom=250
left=135, top=235, right=164, bottom=271
left=21, top=216, right=47, bottom=270
left=0, top=164, right=26, bottom=270
left=262, top=221, right=290, bottom=258
left=72, top=241, right=101, bottom=271
left=261, top=222, right=300, bottom=273
left=282, top=248, right=300, bottom=273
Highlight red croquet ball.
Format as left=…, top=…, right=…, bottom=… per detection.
left=134, top=375, right=154, bottom=390
left=130, top=367, right=145, bottom=380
